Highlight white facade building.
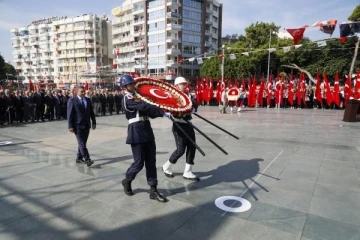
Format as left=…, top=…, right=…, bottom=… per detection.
left=111, top=0, right=222, bottom=80
left=11, top=14, right=113, bottom=87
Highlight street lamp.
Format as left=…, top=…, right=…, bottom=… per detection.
left=266, top=29, right=276, bottom=82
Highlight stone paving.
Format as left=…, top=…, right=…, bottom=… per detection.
left=0, top=107, right=359, bottom=240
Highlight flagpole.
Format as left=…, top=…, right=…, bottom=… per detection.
left=266, top=29, right=272, bottom=82
left=221, top=45, right=225, bottom=83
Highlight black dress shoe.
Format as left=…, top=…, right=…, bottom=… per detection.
left=122, top=179, right=134, bottom=196
left=85, top=159, right=94, bottom=167
left=150, top=188, right=168, bottom=203
left=76, top=158, right=85, bottom=163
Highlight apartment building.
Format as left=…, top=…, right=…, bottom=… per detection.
left=111, top=0, right=222, bottom=80
left=10, top=14, right=113, bottom=87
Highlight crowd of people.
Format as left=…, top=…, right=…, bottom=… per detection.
left=0, top=88, right=125, bottom=126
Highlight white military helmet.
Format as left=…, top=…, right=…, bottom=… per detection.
left=174, top=76, right=187, bottom=85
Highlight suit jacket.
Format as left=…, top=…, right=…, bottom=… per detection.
left=67, top=96, right=96, bottom=131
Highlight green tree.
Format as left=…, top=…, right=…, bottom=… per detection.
left=348, top=4, right=360, bottom=21
left=4, top=62, right=16, bottom=76
left=0, top=54, right=5, bottom=80
left=348, top=4, right=360, bottom=76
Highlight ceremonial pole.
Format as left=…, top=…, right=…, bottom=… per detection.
left=266, top=29, right=272, bottom=82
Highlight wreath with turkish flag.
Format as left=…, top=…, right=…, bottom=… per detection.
left=135, top=77, right=193, bottom=117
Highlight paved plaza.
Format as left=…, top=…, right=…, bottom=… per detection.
left=0, top=107, right=359, bottom=240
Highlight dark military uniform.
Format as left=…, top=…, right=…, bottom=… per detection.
left=169, top=94, right=198, bottom=165
left=123, top=91, right=165, bottom=186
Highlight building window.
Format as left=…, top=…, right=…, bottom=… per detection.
left=182, top=34, right=201, bottom=43
left=183, top=21, right=201, bottom=32
left=183, top=0, right=201, bottom=9
left=183, top=68, right=192, bottom=76
left=213, top=5, right=218, bottom=12
left=212, top=16, right=218, bottom=23
left=182, top=45, right=201, bottom=54
left=148, top=9, right=165, bottom=21
left=182, top=10, right=201, bottom=21
left=212, top=27, right=217, bottom=34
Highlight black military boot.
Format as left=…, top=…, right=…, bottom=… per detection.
left=150, top=186, right=168, bottom=203
left=122, top=179, right=134, bottom=196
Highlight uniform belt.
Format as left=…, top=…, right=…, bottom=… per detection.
left=172, top=117, right=190, bottom=124
left=128, top=116, right=149, bottom=124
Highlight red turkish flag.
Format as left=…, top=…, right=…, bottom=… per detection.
left=333, top=72, right=340, bottom=107
left=323, top=72, right=333, bottom=105
left=286, top=26, right=308, bottom=44
left=344, top=75, right=352, bottom=103
left=257, top=76, right=265, bottom=106
left=216, top=80, right=221, bottom=104
left=315, top=72, right=322, bottom=103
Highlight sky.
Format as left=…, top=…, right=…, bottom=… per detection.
left=0, top=0, right=358, bottom=64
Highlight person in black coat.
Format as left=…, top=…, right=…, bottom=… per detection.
left=120, top=75, right=171, bottom=203
left=34, top=90, right=45, bottom=122
left=23, top=91, right=35, bottom=122
left=45, top=90, right=55, bottom=121
left=67, top=86, right=96, bottom=167
left=3, top=89, right=15, bottom=124
left=114, top=90, right=123, bottom=114
left=99, top=90, right=107, bottom=116
left=107, top=92, right=114, bottom=115
left=13, top=90, right=24, bottom=123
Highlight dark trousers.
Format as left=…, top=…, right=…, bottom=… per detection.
left=36, top=105, right=45, bottom=121
left=169, top=124, right=196, bottom=165
left=75, top=128, right=90, bottom=160
left=126, top=141, right=157, bottom=186
left=101, top=104, right=106, bottom=115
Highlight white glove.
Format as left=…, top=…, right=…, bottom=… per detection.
left=163, top=112, right=172, bottom=119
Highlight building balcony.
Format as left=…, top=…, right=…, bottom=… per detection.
left=12, top=42, right=20, bottom=47
left=113, top=16, right=132, bottom=25
left=166, top=48, right=181, bottom=55
left=39, top=31, right=49, bottom=36
left=166, top=12, right=181, bottom=19
left=206, top=8, right=212, bottom=14
left=132, top=53, right=145, bottom=60
left=205, top=30, right=212, bottom=36
left=75, top=53, right=87, bottom=58
left=30, top=40, right=39, bottom=46
left=66, top=45, right=75, bottom=49
left=66, top=36, right=74, bottom=41
left=58, top=45, right=67, bottom=51
left=166, top=37, right=181, bottom=43
left=40, top=48, right=51, bottom=53
left=42, top=55, right=51, bottom=61
left=14, top=58, right=22, bottom=63
left=65, top=27, right=74, bottom=32
left=58, top=28, right=66, bottom=33
left=133, top=41, right=145, bottom=49
left=11, top=35, right=20, bottom=40
left=167, top=0, right=181, bottom=8
left=133, top=19, right=145, bottom=26
left=166, top=60, right=179, bottom=67
left=204, top=42, right=211, bottom=47
left=132, top=8, right=144, bottom=16
left=58, top=54, right=67, bottom=58
left=205, top=19, right=212, bottom=25
left=166, top=23, right=182, bottom=31
left=113, top=26, right=131, bottom=35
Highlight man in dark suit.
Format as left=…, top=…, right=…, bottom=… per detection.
left=67, top=87, right=96, bottom=167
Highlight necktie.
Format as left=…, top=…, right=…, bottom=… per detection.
left=81, top=98, right=86, bottom=109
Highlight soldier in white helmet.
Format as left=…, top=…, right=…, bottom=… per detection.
left=162, top=77, right=200, bottom=181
